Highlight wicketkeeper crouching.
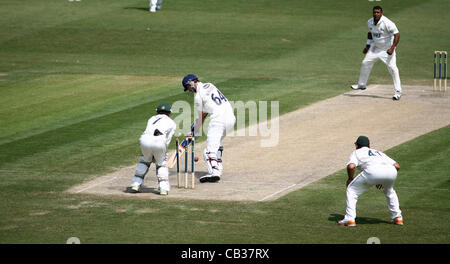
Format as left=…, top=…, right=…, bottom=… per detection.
left=129, top=102, right=176, bottom=195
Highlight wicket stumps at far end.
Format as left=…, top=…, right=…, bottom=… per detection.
left=433, top=50, right=447, bottom=92
left=176, top=138, right=195, bottom=189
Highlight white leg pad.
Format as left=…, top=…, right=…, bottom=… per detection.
left=130, top=176, right=143, bottom=187
left=157, top=165, right=170, bottom=191
left=216, top=146, right=223, bottom=175
left=133, top=155, right=151, bottom=179
left=203, top=149, right=220, bottom=176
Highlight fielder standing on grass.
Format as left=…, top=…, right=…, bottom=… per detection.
left=182, top=74, right=236, bottom=183
left=351, top=6, right=403, bottom=101
left=339, top=136, right=403, bottom=227
left=149, top=0, right=163, bottom=13
left=129, top=102, right=176, bottom=195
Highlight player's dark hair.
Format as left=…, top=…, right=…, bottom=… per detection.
left=355, top=143, right=370, bottom=149
left=157, top=110, right=171, bottom=116
left=373, top=6, right=382, bottom=12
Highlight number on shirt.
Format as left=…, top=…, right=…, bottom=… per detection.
left=368, top=150, right=382, bottom=157
left=211, top=90, right=228, bottom=105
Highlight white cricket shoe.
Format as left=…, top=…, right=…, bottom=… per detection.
left=338, top=219, right=356, bottom=227
left=150, top=7, right=156, bottom=12
left=130, top=184, right=141, bottom=193
left=351, top=84, right=366, bottom=90
left=160, top=190, right=168, bottom=196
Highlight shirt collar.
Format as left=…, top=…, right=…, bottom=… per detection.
left=373, top=15, right=385, bottom=25
left=195, top=82, right=203, bottom=93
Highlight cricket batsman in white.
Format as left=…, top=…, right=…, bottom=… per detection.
left=182, top=74, right=236, bottom=183
left=339, top=136, right=403, bottom=227
left=351, top=6, right=402, bottom=100
left=129, top=102, right=176, bottom=195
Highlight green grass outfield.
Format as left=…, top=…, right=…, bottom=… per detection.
left=0, top=0, right=449, bottom=243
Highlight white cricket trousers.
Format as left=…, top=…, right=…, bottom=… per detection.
left=150, top=0, right=163, bottom=10
left=203, top=116, right=236, bottom=176
left=344, top=165, right=402, bottom=221
left=357, top=48, right=402, bottom=95
left=139, top=134, right=170, bottom=191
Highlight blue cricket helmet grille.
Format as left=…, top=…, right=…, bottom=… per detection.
left=182, top=74, right=198, bottom=91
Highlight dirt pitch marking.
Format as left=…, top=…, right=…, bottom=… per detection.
left=69, top=85, right=450, bottom=201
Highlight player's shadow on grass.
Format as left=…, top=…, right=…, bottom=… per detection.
left=329, top=214, right=390, bottom=225
left=123, top=7, right=149, bottom=12
left=343, top=94, right=392, bottom=100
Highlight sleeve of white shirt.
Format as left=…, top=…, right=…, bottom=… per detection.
left=386, top=19, right=399, bottom=34
left=346, top=151, right=359, bottom=167
left=143, top=116, right=156, bottom=134
left=379, top=151, right=397, bottom=165
left=165, top=120, right=176, bottom=147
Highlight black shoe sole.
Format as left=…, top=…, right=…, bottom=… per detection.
left=199, top=176, right=221, bottom=183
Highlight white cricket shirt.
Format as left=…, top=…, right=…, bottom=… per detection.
left=347, top=147, right=397, bottom=171
left=368, top=15, right=399, bottom=50
left=194, top=82, right=234, bottom=121
left=142, top=114, right=176, bottom=146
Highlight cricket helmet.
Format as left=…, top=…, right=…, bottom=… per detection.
left=182, top=74, right=198, bottom=91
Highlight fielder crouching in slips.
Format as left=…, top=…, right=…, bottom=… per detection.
left=129, top=102, right=176, bottom=195
left=182, top=74, right=236, bottom=183
left=338, top=136, right=404, bottom=226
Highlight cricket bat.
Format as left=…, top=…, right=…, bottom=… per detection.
left=168, top=138, right=193, bottom=169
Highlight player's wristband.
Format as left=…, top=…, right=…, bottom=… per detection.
left=366, top=39, right=372, bottom=46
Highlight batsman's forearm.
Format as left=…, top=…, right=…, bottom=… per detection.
left=192, top=112, right=207, bottom=137
left=201, top=112, right=208, bottom=122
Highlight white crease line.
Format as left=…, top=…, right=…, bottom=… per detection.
left=259, top=184, right=297, bottom=202
left=74, top=176, right=118, bottom=194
